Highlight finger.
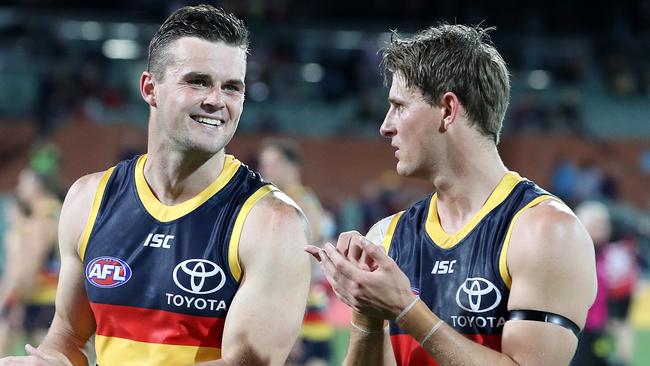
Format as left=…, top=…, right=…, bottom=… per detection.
left=347, top=236, right=364, bottom=263
left=335, top=231, right=362, bottom=255
left=318, top=247, right=338, bottom=280
left=25, top=344, right=47, bottom=360
left=359, top=250, right=376, bottom=271
left=361, top=239, right=392, bottom=267
left=304, top=245, right=322, bottom=262
left=324, top=242, right=363, bottom=280
left=319, top=248, right=356, bottom=306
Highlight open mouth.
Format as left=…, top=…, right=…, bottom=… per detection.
left=191, top=115, right=224, bottom=127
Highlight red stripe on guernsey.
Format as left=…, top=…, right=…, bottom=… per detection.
left=91, top=302, right=225, bottom=348
left=391, top=334, right=502, bottom=365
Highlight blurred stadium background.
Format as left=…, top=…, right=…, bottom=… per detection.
left=0, top=0, right=649, bottom=365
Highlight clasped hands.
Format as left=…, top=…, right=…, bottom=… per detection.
left=305, top=231, right=416, bottom=321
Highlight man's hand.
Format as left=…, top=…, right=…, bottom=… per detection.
left=305, top=231, right=416, bottom=320
left=0, top=345, right=70, bottom=366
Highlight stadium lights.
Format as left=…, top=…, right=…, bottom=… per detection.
left=527, top=70, right=550, bottom=90
left=302, top=63, right=324, bottom=83
left=102, top=39, right=140, bottom=59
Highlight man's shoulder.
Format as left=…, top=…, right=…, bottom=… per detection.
left=514, top=199, right=584, bottom=245
left=58, top=169, right=114, bottom=256
left=508, top=198, right=594, bottom=284
left=65, top=170, right=113, bottom=208
left=247, top=189, right=307, bottom=228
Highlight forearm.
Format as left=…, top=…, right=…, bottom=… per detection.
left=39, top=326, right=93, bottom=366
left=421, top=323, right=517, bottom=366
left=344, top=312, right=395, bottom=366
left=193, top=346, right=272, bottom=366
left=399, top=300, right=517, bottom=366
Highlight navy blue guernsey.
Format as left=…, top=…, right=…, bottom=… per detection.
left=79, top=154, right=274, bottom=365
left=381, top=172, right=557, bottom=366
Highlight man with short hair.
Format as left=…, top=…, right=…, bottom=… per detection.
left=307, top=24, right=596, bottom=366
left=1, top=5, right=310, bottom=365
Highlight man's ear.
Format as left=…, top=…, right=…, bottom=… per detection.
left=438, top=92, right=460, bottom=132
left=140, top=71, right=156, bottom=107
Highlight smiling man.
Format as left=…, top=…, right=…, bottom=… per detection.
left=0, top=5, right=310, bottom=366
left=307, top=24, right=596, bottom=366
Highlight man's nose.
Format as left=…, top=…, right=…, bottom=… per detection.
left=202, top=88, right=225, bottom=112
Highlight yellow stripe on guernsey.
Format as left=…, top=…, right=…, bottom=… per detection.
left=135, top=154, right=241, bottom=223
left=227, top=184, right=278, bottom=282
left=95, top=335, right=220, bottom=366
left=79, top=167, right=115, bottom=261
left=498, top=195, right=559, bottom=288
left=383, top=211, right=404, bottom=254
left=425, top=171, right=526, bottom=250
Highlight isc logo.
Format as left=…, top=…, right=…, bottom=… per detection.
left=143, top=233, right=174, bottom=248
left=431, top=260, right=457, bottom=274
left=86, top=256, right=132, bottom=288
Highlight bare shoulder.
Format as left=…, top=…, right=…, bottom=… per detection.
left=507, top=199, right=596, bottom=325
left=249, top=189, right=308, bottom=230
left=59, top=170, right=111, bottom=255
left=509, top=200, right=593, bottom=262
left=240, top=189, right=309, bottom=254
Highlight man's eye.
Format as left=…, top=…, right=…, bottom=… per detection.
left=224, top=84, right=242, bottom=93
left=190, top=80, right=208, bottom=87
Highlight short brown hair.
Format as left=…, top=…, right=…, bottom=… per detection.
left=147, top=4, right=249, bottom=81
left=262, top=138, right=302, bottom=165
left=381, top=24, right=510, bottom=144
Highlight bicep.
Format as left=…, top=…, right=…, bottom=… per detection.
left=501, top=318, right=577, bottom=365
left=220, top=193, right=311, bottom=365
left=42, top=174, right=104, bottom=353
left=503, top=202, right=596, bottom=364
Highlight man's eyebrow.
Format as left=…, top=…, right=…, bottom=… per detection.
left=182, top=72, right=211, bottom=80
left=224, top=78, right=245, bottom=87
left=182, top=72, right=244, bottom=87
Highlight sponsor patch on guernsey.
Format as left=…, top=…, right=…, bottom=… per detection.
left=86, top=256, right=132, bottom=288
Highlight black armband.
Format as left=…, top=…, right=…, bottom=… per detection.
left=509, top=309, right=581, bottom=337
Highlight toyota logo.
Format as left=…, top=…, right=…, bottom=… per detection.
left=173, top=259, right=226, bottom=295
left=455, top=277, right=501, bottom=313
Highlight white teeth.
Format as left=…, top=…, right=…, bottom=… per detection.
left=194, top=116, right=223, bottom=126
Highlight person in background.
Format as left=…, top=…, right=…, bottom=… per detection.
left=574, top=201, right=612, bottom=366
left=259, top=138, right=333, bottom=366
left=0, top=169, right=62, bottom=356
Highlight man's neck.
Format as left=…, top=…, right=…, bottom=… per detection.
left=143, top=148, right=226, bottom=206
left=431, top=144, right=507, bottom=234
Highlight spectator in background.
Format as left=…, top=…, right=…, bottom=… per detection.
left=259, top=138, right=333, bottom=366
left=0, top=168, right=62, bottom=356
left=602, top=234, right=640, bottom=366
left=574, top=201, right=612, bottom=366
left=576, top=200, right=641, bottom=366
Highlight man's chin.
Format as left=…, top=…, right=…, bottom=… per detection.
left=395, top=162, right=411, bottom=176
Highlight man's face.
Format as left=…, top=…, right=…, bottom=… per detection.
left=380, top=73, right=439, bottom=178
left=150, top=37, right=246, bottom=155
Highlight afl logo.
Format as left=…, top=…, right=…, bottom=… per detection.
left=455, top=277, right=501, bottom=313
left=86, top=256, right=132, bottom=288
left=173, top=259, right=226, bottom=295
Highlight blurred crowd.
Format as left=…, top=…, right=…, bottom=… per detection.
left=2, top=1, right=650, bottom=138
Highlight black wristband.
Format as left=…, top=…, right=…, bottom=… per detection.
left=509, top=309, right=581, bottom=337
